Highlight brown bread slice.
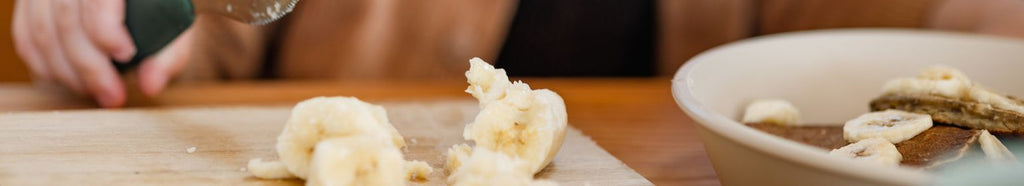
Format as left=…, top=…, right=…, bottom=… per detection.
left=746, top=123, right=979, bottom=168
left=746, top=123, right=847, bottom=150
left=894, top=125, right=980, bottom=169
left=870, top=93, right=1024, bottom=134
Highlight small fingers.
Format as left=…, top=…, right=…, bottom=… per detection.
left=28, top=0, right=85, bottom=94
left=55, top=0, right=125, bottom=107
left=139, top=29, right=194, bottom=97
left=80, top=0, right=135, bottom=62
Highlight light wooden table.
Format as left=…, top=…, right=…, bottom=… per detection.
left=0, top=78, right=719, bottom=186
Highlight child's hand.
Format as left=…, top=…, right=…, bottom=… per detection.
left=12, top=0, right=193, bottom=107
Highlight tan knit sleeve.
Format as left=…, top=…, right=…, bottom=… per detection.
left=756, top=0, right=941, bottom=35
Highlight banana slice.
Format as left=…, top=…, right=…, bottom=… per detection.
left=882, top=65, right=971, bottom=99
left=917, top=65, right=971, bottom=83
left=447, top=147, right=559, bottom=186
left=979, top=130, right=1018, bottom=162
left=741, top=99, right=801, bottom=126
left=844, top=110, right=933, bottom=143
left=882, top=78, right=969, bottom=99
left=458, top=58, right=568, bottom=175
left=829, top=138, right=903, bottom=166
left=968, top=86, right=1024, bottom=114
left=306, top=137, right=405, bottom=186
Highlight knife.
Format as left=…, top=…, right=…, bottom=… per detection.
left=116, top=0, right=300, bottom=71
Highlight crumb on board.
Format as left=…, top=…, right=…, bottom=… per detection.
left=410, top=138, right=418, bottom=145
left=186, top=147, right=197, bottom=153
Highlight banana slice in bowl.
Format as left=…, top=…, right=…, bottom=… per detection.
left=741, top=99, right=801, bottom=126
left=830, top=138, right=903, bottom=166
left=844, top=110, right=933, bottom=143
left=882, top=66, right=972, bottom=99
left=978, top=130, right=1018, bottom=163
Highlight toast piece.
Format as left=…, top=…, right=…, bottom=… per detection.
left=746, top=123, right=847, bottom=150
left=870, top=93, right=1024, bottom=134
left=895, top=125, right=980, bottom=169
left=746, top=123, right=979, bottom=168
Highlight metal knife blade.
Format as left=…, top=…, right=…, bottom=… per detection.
left=192, top=0, right=300, bottom=25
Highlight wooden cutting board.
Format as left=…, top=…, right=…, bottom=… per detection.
left=0, top=100, right=651, bottom=185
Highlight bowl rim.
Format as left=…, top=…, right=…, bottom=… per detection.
left=668, top=28, right=1022, bottom=185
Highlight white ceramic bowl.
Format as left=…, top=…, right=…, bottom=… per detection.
left=671, top=29, right=1024, bottom=186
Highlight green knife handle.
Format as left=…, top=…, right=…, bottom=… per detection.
left=116, top=0, right=195, bottom=72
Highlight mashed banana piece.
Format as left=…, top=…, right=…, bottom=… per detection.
left=248, top=96, right=434, bottom=185
left=458, top=58, right=569, bottom=175
left=306, top=137, right=406, bottom=186
left=274, top=97, right=405, bottom=179
left=405, top=160, right=434, bottom=180
left=446, top=58, right=566, bottom=185
left=447, top=147, right=558, bottom=186
left=445, top=144, right=474, bottom=174
left=247, top=158, right=295, bottom=179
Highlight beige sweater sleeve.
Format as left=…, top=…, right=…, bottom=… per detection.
left=657, top=0, right=941, bottom=76
left=756, top=0, right=938, bottom=34
left=177, top=0, right=518, bottom=81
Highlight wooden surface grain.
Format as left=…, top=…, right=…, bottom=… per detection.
left=0, top=78, right=718, bottom=185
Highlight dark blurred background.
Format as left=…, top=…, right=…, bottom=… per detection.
left=496, top=0, right=656, bottom=77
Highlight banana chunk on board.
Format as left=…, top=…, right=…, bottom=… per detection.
left=273, top=97, right=406, bottom=179
left=307, top=137, right=406, bottom=186
left=457, top=58, right=569, bottom=175
left=445, top=144, right=474, bottom=174
left=405, top=160, right=434, bottom=181
left=248, top=96, right=434, bottom=185
left=447, top=147, right=558, bottom=186
left=447, top=58, right=567, bottom=185
left=247, top=158, right=294, bottom=179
